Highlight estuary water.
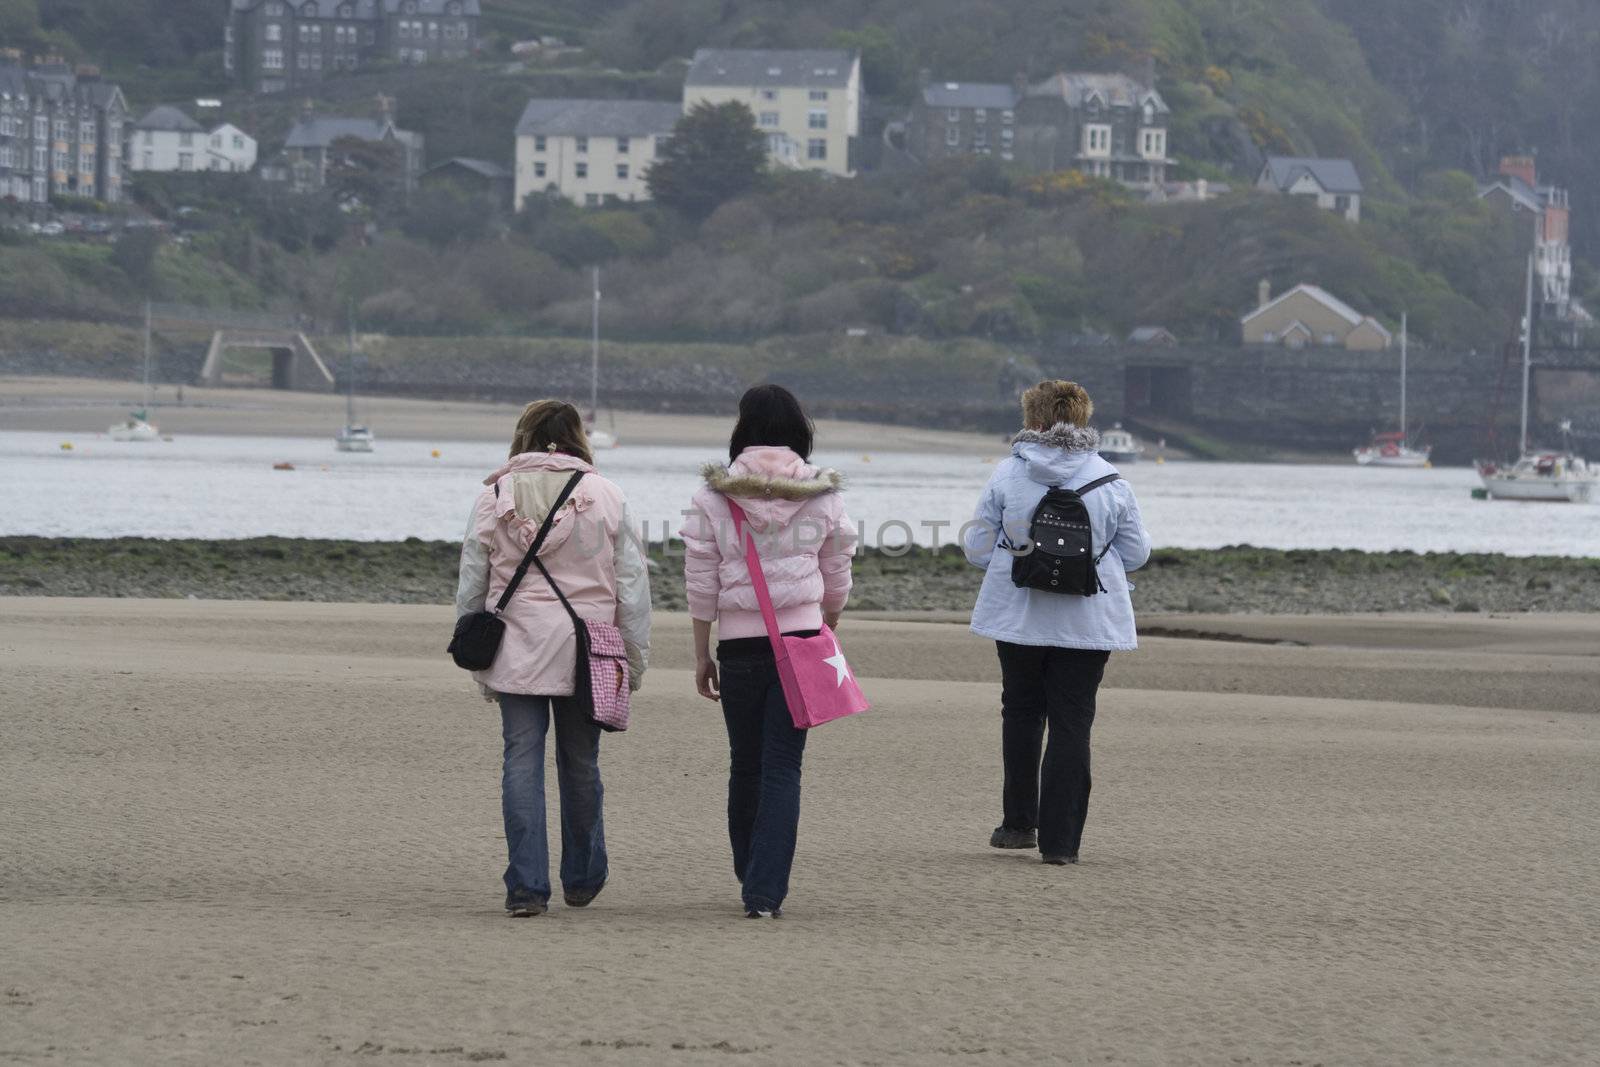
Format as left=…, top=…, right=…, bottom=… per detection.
left=1, top=430, right=1595, bottom=556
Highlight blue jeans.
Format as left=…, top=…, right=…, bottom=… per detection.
left=499, top=693, right=607, bottom=905
left=718, top=653, right=807, bottom=911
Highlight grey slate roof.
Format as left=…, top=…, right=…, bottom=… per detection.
left=1259, top=156, right=1363, bottom=195
left=1031, top=72, right=1169, bottom=114
left=285, top=116, right=421, bottom=149
left=0, top=63, right=125, bottom=113
left=921, top=82, right=1020, bottom=110
left=427, top=157, right=508, bottom=179
left=515, top=99, right=681, bottom=138
left=1478, top=174, right=1543, bottom=211
left=135, top=106, right=204, bottom=133
left=230, top=1, right=477, bottom=17
left=685, top=48, right=857, bottom=89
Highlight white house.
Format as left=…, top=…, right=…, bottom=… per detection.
left=204, top=122, right=258, bottom=172
left=128, top=106, right=257, bottom=173
left=683, top=48, right=861, bottom=177
left=1256, top=156, right=1363, bottom=222
left=514, top=98, right=681, bottom=208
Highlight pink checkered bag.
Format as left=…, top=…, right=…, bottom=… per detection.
left=725, top=499, right=868, bottom=730
left=530, top=555, right=632, bottom=733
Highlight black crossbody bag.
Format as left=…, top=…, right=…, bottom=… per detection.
left=447, top=470, right=585, bottom=671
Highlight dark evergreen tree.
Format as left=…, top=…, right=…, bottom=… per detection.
left=645, top=101, right=768, bottom=220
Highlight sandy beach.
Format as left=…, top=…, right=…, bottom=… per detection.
left=2, top=598, right=1596, bottom=1065
left=0, top=375, right=1001, bottom=452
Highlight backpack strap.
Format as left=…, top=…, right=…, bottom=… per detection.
left=1075, top=473, right=1121, bottom=495
left=491, top=470, right=585, bottom=615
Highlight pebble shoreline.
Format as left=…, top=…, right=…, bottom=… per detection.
left=2, top=537, right=1596, bottom=615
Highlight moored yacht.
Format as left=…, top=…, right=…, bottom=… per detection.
left=1098, top=424, right=1145, bottom=464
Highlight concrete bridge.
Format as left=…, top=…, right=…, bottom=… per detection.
left=147, top=304, right=335, bottom=392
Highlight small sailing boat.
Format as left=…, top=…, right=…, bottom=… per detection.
left=335, top=309, right=375, bottom=453
left=109, top=302, right=160, bottom=442
left=1098, top=424, right=1145, bottom=464
left=1354, top=313, right=1430, bottom=467
left=1477, top=253, right=1595, bottom=501
left=585, top=267, right=619, bottom=450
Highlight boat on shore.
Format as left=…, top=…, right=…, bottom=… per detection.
left=1099, top=424, right=1144, bottom=464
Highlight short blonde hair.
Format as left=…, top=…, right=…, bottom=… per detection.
left=1020, top=380, right=1094, bottom=430
left=509, top=400, right=593, bottom=464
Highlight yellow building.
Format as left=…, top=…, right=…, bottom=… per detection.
left=683, top=48, right=861, bottom=177
left=1241, top=282, right=1392, bottom=351
left=514, top=99, right=682, bottom=208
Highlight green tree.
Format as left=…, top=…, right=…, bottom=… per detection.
left=325, top=136, right=407, bottom=215
left=646, top=101, right=767, bottom=221
left=110, top=228, right=162, bottom=295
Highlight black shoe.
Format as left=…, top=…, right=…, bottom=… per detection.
left=743, top=907, right=783, bottom=919
left=1041, top=853, right=1079, bottom=865
left=990, top=826, right=1038, bottom=850
left=505, top=891, right=549, bottom=917
left=563, top=883, right=605, bottom=908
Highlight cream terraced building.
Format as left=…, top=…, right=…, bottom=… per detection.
left=514, top=99, right=681, bottom=208
left=683, top=48, right=860, bottom=177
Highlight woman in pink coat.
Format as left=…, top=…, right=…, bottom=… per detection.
left=680, top=385, right=857, bottom=918
left=456, top=400, right=651, bottom=917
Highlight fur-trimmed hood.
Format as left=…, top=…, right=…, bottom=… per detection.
left=1011, top=422, right=1101, bottom=453
left=701, top=445, right=843, bottom=529
left=1010, top=422, right=1112, bottom=488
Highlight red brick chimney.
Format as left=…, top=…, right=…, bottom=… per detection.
left=1499, top=155, right=1537, bottom=188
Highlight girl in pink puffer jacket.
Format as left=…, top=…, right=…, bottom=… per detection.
left=680, top=385, right=857, bottom=918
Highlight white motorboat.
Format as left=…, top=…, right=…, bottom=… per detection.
left=336, top=424, right=376, bottom=452
left=1098, top=424, right=1144, bottom=464
left=109, top=302, right=160, bottom=441
left=1354, top=313, right=1430, bottom=467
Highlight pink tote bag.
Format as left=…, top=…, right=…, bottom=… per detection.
left=725, top=498, right=868, bottom=729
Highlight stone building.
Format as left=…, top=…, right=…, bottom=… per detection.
left=226, top=0, right=481, bottom=95
left=683, top=49, right=862, bottom=177
left=907, top=71, right=1172, bottom=191
left=262, top=103, right=423, bottom=193
left=1255, top=156, right=1363, bottom=222
left=0, top=56, right=128, bottom=206
left=1241, top=281, right=1391, bottom=351
left=514, top=98, right=680, bottom=208
left=1478, top=155, right=1581, bottom=323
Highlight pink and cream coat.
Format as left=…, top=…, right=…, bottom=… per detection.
left=680, top=446, right=856, bottom=639
left=455, top=451, right=651, bottom=698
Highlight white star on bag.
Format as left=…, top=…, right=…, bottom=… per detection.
left=823, top=637, right=852, bottom=687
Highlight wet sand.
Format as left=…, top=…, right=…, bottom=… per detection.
left=0, top=375, right=1000, bottom=452
left=1, top=599, right=1596, bottom=1065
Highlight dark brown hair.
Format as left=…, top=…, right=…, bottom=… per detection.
left=728, top=384, right=814, bottom=463
left=509, top=400, right=593, bottom=464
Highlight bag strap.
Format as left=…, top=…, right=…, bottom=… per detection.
left=724, top=498, right=786, bottom=655
left=491, top=469, right=585, bottom=615
left=1075, top=473, right=1121, bottom=495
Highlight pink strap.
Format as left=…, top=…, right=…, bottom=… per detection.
left=723, top=498, right=786, bottom=656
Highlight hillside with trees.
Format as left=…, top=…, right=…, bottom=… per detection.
left=1, top=0, right=1596, bottom=352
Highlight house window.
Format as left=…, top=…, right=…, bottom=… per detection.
left=533, top=161, right=546, bottom=178
left=1001, top=127, right=1014, bottom=143
left=34, top=116, right=47, bottom=140
left=1001, top=150, right=1014, bottom=161
left=33, top=176, right=46, bottom=202
left=1263, top=331, right=1276, bottom=344
left=54, top=151, right=67, bottom=171
left=33, top=147, right=46, bottom=170
left=759, top=111, right=779, bottom=128
left=575, top=136, right=587, bottom=153
left=806, top=138, right=826, bottom=160
left=264, top=49, right=284, bottom=69
left=945, top=126, right=959, bottom=147
left=1321, top=332, right=1337, bottom=345
left=234, top=135, right=245, bottom=150
left=179, top=153, right=193, bottom=171
left=809, top=90, right=828, bottom=101
left=947, top=107, right=960, bottom=122
left=617, top=136, right=630, bottom=154
left=533, top=135, right=546, bottom=152
left=54, top=120, right=69, bottom=141
left=808, top=109, right=827, bottom=130
left=974, top=108, right=987, bottom=124
left=615, top=163, right=629, bottom=180
left=266, top=23, right=282, bottom=41
left=297, top=52, right=309, bottom=69
left=1001, top=109, right=1014, bottom=124
left=761, top=89, right=777, bottom=101
left=80, top=122, right=95, bottom=143
left=142, top=151, right=153, bottom=169
left=575, top=161, right=587, bottom=178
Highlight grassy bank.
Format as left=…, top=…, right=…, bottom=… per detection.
left=2, top=538, right=1596, bottom=615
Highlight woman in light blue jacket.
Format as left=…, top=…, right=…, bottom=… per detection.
left=963, top=380, right=1151, bottom=865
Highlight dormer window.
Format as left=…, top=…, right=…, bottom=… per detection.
left=1143, top=101, right=1154, bottom=123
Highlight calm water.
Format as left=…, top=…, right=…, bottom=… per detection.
left=1, top=431, right=1596, bottom=556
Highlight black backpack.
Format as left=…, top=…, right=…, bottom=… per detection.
left=1009, top=473, right=1121, bottom=596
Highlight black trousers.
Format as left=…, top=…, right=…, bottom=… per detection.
left=996, top=642, right=1111, bottom=858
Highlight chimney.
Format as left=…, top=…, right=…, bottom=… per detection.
left=1258, top=278, right=1271, bottom=309
left=300, top=98, right=316, bottom=120
left=1499, top=154, right=1536, bottom=188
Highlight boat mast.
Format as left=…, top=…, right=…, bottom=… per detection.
left=1519, top=248, right=1534, bottom=456
left=142, top=299, right=152, bottom=412
left=346, top=301, right=356, bottom=426
left=1399, top=311, right=1407, bottom=445
left=589, top=266, right=600, bottom=422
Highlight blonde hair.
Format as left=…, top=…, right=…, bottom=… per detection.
left=1021, top=380, right=1094, bottom=431
left=509, top=400, right=593, bottom=464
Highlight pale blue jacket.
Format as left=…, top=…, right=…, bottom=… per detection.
left=963, top=424, right=1151, bottom=651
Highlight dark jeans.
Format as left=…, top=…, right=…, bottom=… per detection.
left=995, top=642, right=1111, bottom=858
left=498, top=693, right=607, bottom=905
left=718, top=650, right=808, bottom=911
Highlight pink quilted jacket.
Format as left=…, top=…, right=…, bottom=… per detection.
left=680, top=446, right=857, bottom=640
